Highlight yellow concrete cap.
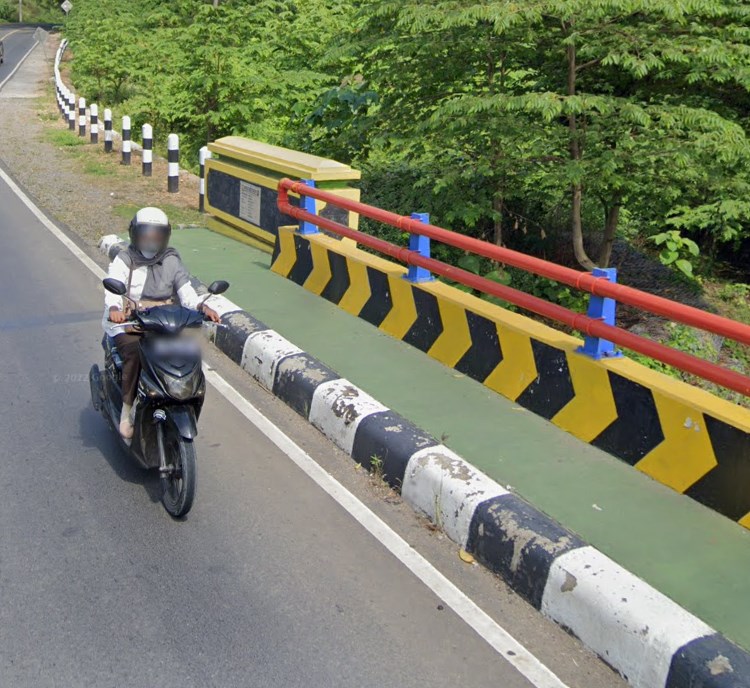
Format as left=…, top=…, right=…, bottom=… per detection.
left=208, top=137, right=361, bottom=182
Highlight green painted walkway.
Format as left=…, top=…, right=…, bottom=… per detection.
left=171, top=226, right=750, bottom=650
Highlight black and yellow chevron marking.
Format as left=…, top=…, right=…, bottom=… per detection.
left=271, top=228, right=750, bottom=529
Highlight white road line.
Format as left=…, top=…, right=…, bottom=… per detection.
left=0, top=29, right=23, bottom=41
left=0, top=39, right=40, bottom=92
left=0, top=167, right=106, bottom=278
left=0, top=164, right=570, bottom=688
left=204, top=367, right=569, bottom=688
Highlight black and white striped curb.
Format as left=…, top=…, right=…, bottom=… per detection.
left=100, top=254, right=750, bottom=686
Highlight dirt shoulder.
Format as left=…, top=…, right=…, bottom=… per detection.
left=2, top=36, right=747, bottom=409
left=0, top=35, right=203, bottom=249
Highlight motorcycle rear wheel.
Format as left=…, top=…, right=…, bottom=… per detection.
left=160, top=428, right=196, bottom=518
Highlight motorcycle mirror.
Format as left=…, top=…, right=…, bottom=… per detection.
left=207, top=280, right=229, bottom=295
left=103, top=278, right=127, bottom=295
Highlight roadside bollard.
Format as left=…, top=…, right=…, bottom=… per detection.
left=142, top=124, right=153, bottom=177
left=68, top=94, right=75, bottom=130
left=90, top=103, right=99, bottom=144
left=104, top=109, right=113, bottom=153
left=198, top=146, right=211, bottom=211
left=167, top=134, right=179, bottom=193
left=78, top=97, right=86, bottom=137
left=121, top=116, right=131, bottom=166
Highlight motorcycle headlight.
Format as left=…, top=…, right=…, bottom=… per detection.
left=165, top=374, right=200, bottom=401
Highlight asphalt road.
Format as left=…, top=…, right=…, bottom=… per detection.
left=0, top=26, right=37, bottom=87
left=0, top=54, right=625, bottom=688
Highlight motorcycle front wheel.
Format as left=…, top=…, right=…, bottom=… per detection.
left=160, top=427, right=196, bottom=518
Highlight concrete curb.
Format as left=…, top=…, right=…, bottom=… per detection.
left=99, top=234, right=750, bottom=688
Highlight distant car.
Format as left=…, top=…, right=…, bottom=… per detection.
left=0, top=40, right=5, bottom=65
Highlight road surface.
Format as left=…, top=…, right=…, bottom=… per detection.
left=0, top=26, right=38, bottom=90
left=0, top=40, right=625, bottom=688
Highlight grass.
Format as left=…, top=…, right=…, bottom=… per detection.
left=43, top=128, right=87, bottom=147
left=82, top=159, right=114, bottom=177
left=37, top=110, right=59, bottom=122
left=113, top=203, right=203, bottom=227
left=369, top=454, right=385, bottom=482
left=624, top=280, right=750, bottom=409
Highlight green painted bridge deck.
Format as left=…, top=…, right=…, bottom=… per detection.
left=169, top=226, right=750, bottom=651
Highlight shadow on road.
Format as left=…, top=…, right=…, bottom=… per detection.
left=78, top=405, right=162, bottom=503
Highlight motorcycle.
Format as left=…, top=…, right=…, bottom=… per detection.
left=89, top=277, right=229, bottom=517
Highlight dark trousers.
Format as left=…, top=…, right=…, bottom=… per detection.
left=114, top=333, right=142, bottom=406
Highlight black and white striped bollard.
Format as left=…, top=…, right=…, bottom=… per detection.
left=90, top=104, right=99, bottom=144
left=142, top=124, right=153, bottom=177
left=167, top=134, right=179, bottom=193
left=121, top=116, right=132, bottom=166
left=78, top=97, right=86, bottom=137
left=199, top=146, right=211, bottom=212
left=104, top=109, right=113, bottom=153
left=68, top=94, right=75, bottom=130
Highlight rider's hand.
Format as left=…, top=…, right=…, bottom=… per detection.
left=202, top=306, right=221, bottom=324
left=109, top=306, right=127, bottom=324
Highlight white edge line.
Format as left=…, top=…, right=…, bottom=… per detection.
left=203, top=366, right=569, bottom=688
left=0, top=163, right=570, bottom=688
left=0, top=39, right=40, bottom=92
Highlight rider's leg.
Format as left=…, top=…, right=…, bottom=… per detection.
left=113, top=333, right=141, bottom=438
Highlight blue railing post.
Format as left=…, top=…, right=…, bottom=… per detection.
left=577, top=267, right=623, bottom=359
left=405, top=213, right=435, bottom=283
left=298, top=179, right=319, bottom=235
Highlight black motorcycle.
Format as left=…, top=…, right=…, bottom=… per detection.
left=89, top=277, right=229, bottom=517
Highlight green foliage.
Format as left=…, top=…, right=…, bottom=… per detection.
left=60, top=0, right=750, bottom=405
left=43, top=129, right=87, bottom=147
left=650, top=230, right=701, bottom=278
left=441, top=252, right=589, bottom=313
left=718, top=282, right=750, bottom=304
left=0, top=1, right=14, bottom=22
left=65, top=0, right=355, bottom=163
left=304, top=0, right=750, bottom=273
left=0, top=0, right=61, bottom=22
left=64, top=0, right=750, bottom=290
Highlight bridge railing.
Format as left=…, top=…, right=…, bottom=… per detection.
left=277, top=178, right=750, bottom=397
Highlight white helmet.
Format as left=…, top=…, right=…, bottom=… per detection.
left=129, top=206, right=171, bottom=256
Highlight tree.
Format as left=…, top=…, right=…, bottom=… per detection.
left=314, top=0, right=750, bottom=270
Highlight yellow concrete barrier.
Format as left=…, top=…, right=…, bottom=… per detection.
left=203, top=137, right=360, bottom=252
left=272, top=226, right=750, bottom=530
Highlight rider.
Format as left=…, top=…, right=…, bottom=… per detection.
left=103, top=207, right=220, bottom=439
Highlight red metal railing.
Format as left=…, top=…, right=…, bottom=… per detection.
left=277, top=178, right=750, bottom=397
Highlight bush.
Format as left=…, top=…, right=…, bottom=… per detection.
left=0, top=1, right=15, bottom=22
